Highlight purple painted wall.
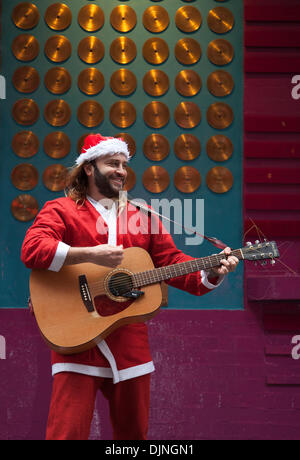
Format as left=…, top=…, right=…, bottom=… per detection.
left=1, top=300, right=300, bottom=440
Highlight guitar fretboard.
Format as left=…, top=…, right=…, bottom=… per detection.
left=132, top=249, right=242, bottom=288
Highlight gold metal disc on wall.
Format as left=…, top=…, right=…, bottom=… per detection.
left=45, top=35, right=72, bottom=63
left=44, top=131, right=71, bottom=159
left=206, top=166, right=233, bottom=193
left=78, top=68, right=104, bottom=96
left=114, top=133, right=136, bottom=157
left=12, top=66, right=40, bottom=93
left=206, top=135, right=233, bottom=162
left=110, top=69, right=137, bottom=96
left=207, top=7, right=234, bottom=34
left=44, top=67, right=72, bottom=94
left=143, top=6, right=169, bottom=33
left=143, top=101, right=170, bottom=129
left=174, top=102, right=201, bottom=129
left=11, top=194, right=39, bottom=222
left=44, top=99, right=71, bottom=127
left=78, top=4, right=104, bottom=32
left=207, top=102, right=234, bottom=129
left=143, top=38, right=169, bottom=65
left=11, top=163, right=39, bottom=191
left=12, top=98, right=40, bottom=125
left=174, top=166, right=201, bottom=194
left=78, top=36, right=104, bottom=64
left=110, top=37, right=137, bottom=64
left=12, top=3, right=40, bottom=30
left=110, top=5, right=137, bottom=33
left=175, top=6, right=202, bottom=33
left=175, top=70, right=201, bottom=97
left=143, top=70, right=169, bottom=97
left=123, top=167, right=136, bottom=192
left=142, top=166, right=170, bottom=194
left=175, top=38, right=201, bottom=65
left=110, top=101, right=136, bottom=128
left=174, top=134, right=201, bottom=161
left=143, top=134, right=170, bottom=161
left=42, top=164, right=68, bottom=192
left=12, top=131, right=39, bottom=158
left=12, top=34, right=40, bottom=62
left=45, top=3, right=72, bottom=31
left=207, top=70, right=234, bottom=97
left=77, top=101, right=104, bottom=128
left=207, top=39, right=234, bottom=66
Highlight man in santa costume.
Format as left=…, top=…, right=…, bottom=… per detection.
left=21, top=134, right=239, bottom=440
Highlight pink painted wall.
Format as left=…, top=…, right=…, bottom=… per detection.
left=1, top=305, right=300, bottom=440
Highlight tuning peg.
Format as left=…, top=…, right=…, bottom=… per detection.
left=270, top=259, right=276, bottom=265
left=246, top=242, right=252, bottom=247
left=255, top=240, right=260, bottom=244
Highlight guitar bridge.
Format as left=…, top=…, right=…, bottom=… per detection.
left=79, top=275, right=95, bottom=313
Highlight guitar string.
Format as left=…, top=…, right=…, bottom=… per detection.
left=84, top=214, right=283, bottom=301
left=86, top=248, right=260, bottom=291
left=87, top=253, right=237, bottom=290
left=242, top=217, right=299, bottom=301
left=244, top=217, right=298, bottom=276
left=244, top=218, right=267, bottom=243
left=270, top=241, right=298, bottom=276
left=85, top=216, right=282, bottom=297
left=87, top=244, right=279, bottom=299
left=85, top=248, right=257, bottom=292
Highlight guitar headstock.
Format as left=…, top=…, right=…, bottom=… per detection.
left=241, top=240, right=280, bottom=263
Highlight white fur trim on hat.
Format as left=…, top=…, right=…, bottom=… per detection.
left=76, top=138, right=130, bottom=166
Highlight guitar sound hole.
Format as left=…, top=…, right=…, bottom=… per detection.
left=108, top=272, right=133, bottom=297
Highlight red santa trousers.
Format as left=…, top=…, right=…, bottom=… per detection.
left=46, top=372, right=151, bottom=440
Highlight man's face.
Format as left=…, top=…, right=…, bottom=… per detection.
left=91, top=153, right=128, bottom=198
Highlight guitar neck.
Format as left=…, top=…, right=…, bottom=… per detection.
left=132, top=249, right=243, bottom=288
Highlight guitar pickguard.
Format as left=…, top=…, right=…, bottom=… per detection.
left=94, top=295, right=133, bottom=317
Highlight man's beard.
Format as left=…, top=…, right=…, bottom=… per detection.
left=93, top=164, right=124, bottom=199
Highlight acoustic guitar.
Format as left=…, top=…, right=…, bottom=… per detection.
left=30, top=241, right=279, bottom=354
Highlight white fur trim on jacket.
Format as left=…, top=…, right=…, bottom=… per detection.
left=76, top=138, right=130, bottom=166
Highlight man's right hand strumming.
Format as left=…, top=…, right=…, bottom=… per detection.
left=65, top=244, right=124, bottom=268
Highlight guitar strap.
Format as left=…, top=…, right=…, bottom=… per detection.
left=126, top=196, right=228, bottom=251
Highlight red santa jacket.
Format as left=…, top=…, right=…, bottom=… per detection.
left=21, top=197, right=221, bottom=383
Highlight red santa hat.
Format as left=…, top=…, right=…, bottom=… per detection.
left=76, top=133, right=130, bottom=166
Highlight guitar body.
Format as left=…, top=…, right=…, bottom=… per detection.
left=29, top=240, right=279, bottom=355
left=30, top=247, right=162, bottom=355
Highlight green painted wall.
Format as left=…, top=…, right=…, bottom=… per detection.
left=0, top=0, right=244, bottom=309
